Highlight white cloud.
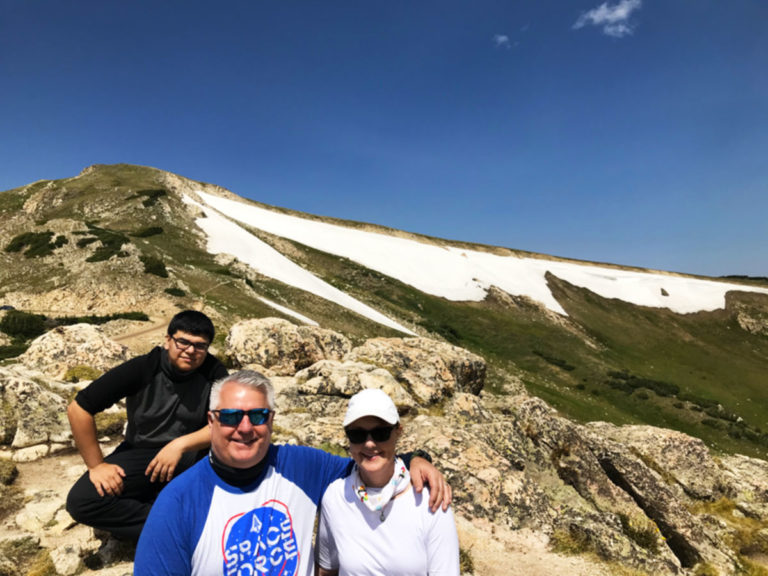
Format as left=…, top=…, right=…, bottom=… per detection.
left=574, top=0, right=642, bottom=38
left=493, top=34, right=511, bottom=48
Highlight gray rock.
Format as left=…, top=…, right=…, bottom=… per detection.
left=1, top=317, right=766, bottom=576
left=225, top=317, right=352, bottom=375
left=346, top=337, right=486, bottom=404
left=18, top=323, right=130, bottom=380
left=0, top=367, right=70, bottom=449
left=295, top=360, right=415, bottom=410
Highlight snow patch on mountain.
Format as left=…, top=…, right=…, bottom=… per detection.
left=183, top=195, right=414, bottom=333
left=192, top=191, right=768, bottom=318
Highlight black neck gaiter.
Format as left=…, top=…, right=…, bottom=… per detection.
left=208, top=450, right=267, bottom=487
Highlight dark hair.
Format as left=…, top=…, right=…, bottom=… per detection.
left=167, top=310, right=215, bottom=342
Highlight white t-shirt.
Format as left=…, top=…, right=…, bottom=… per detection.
left=317, top=474, right=460, bottom=576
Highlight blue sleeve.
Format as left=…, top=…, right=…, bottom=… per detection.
left=273, top=444, right=353, bottom=504
left=134, top=465, right=211, bottom=576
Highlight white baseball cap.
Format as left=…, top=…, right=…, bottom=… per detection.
left=343, top=388, right=400, bottom=427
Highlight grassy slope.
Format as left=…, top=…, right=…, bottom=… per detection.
left=290, top=231, right=768, bottom=458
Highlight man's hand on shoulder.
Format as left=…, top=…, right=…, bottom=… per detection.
left=409, top=456, right=453, bottom=512
left=145, top=439, right=184, bottom=483
left=89, top=462, right=126, bottom=497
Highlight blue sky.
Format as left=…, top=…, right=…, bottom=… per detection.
left=2, top=1, right=766, bottom=277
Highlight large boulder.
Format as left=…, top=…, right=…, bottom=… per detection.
left=586, top=423, right=722, bottom=500
left=0, top=365, right=71, bottom=451
left=718, top=453, right=768, bottom=519
left=225, top=318, right=352, bottom=376
left=295, top=359, right=416, bottom=411
left=518, top=398, right=740, bottom=574
left=18, top=324, right=130, bottom=380
left=345, top=337, right=486, bottom=405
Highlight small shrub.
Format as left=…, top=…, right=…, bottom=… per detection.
left=740, top=558, right=768, bottom=576
left=63, top=365, right=102, bottom=383
left=607, top=378, right=635, bottom=394
left=678, top=392, right=719, bottom=410
left=551, top=526, right=596, bottom=556
left=4, top=231, right=65, bottom=258
left=419, top=318, right=461, bottom=344
left=0, top=342, right=28, bottom=361
left=702, top=418, right=725, bottom=430
left=605, top=370, right=679, bottom=397
left=693, top=562, right=720, bottom=576
left=0, top=400, right=16, bottom=444
left=130, top=226, right=164, bottom=238
left=533, top=350, right=576, bottom=371
left=136, top=189, right=167, bottom=207
left=95, top=411, right=127, bottom=437
left=619, top=514, right=660, bottom=553
left=26, top=549, right=56, bottom=576
left=165, top=287, right=186, bottom=297
left=0, top=536, right=41, bottom=571
left=0, top=310, right=46, bottom=339
left=79, top=225, right=131, bottom=262
left=55, top=311, right=149, bottom=326
left=0, top=459, right=18, bottom=485
left=75, top=237, right=99, bottom=248
left=459, top=547, right=474, bottom=574
left=0, top=482, right=22, bottom=524
left=140, top=254, right=169, bottom=278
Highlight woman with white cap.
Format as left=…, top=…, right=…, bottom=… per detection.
left=315, top=388, right=460, bottom=575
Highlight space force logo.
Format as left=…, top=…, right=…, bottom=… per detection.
left=222, top=500, right=300, bottom=576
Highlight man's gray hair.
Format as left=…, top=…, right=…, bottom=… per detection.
left=209, top=369, right=275, bottom=411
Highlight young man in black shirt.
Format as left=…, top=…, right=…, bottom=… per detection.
left=65, top=310, right=228, bottom=540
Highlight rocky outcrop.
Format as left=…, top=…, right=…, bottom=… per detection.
left=0, top=365, right=72, bottom=455
left=225, top=317, right=352, bottom=375
left=18, top=324, right=131, bottom=380
left=1, top=319, right=768, bottom=576
left=346, top=337, right=486, bottom=404
left=295, top=360, right=417, bottom=411
left=737, top=311, right=768, bottom=336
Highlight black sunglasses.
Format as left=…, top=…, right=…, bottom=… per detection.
left=212, top=408, right=271, bottom=427
left=345, top=426, right=395, bottom=444
left=170, top=335, right=210, bottom=352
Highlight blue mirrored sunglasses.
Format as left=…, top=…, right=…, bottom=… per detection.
left=212, top=408, right=271, bottom=426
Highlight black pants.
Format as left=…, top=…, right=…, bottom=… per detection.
left=65, top=442, right=201, bottom=541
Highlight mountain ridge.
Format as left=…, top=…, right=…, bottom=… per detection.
left=2, top=163, right=768, bottom=460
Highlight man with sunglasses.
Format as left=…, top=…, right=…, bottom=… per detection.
left=134, top=370, right=451, bottom=576
left=66, top=310, right=228, bottom=541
